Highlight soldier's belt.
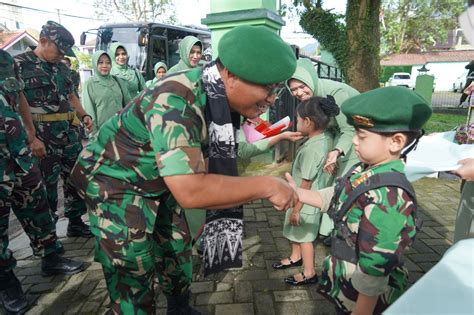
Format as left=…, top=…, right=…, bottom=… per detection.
left=31, top=112, right=80, bottom=126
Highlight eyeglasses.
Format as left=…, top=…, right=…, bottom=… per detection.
left=264, top=83, right=285, bottom=99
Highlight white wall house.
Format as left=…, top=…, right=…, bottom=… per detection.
left=0, top=30, right=38, bottom=56
left=381, top=50, right=474, bottom=91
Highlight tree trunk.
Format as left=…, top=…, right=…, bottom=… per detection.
left=345, top=0, right=381, bottom=92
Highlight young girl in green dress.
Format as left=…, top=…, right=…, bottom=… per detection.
left=272, top=96, right=340, bottom=285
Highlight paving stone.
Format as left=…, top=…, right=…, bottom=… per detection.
left=235, top=281, right=253, bottom=302
left=421, top=226, right=445, bottom=238
left=407, top=253, right=442, bottom=263
left=259, top=231, right=274, bottom=244
left=255, top=292, right=275, bottom=315
left=80, top=301, right=101, bottom=313
left=215, top=303, right=254, bottom=314
left=421, top=238, right=452, bottom=246
left=273, top=290, right=310, bottom=302
left=29, top=282, right=56, bottom=294
left=235, top=269, right=268, bottom=281
left=274, top=302, right=296, bottom=314
left=216, top=282, right=232, bottom=291
left=190, top=281, right=214, bottom=293
left=22, top=274, right=54, bottom=285
left=255, top=213, right=267, bottom=222
left=195, top=291, right=233, bottom=305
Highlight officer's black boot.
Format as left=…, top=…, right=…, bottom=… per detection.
left=67, top=216, right=93, bottom=238
left=166, top=291, right=201, bottom=315
left=41, top=253, right=85, bottom=276
left=0, top=270, right=29, bottom=314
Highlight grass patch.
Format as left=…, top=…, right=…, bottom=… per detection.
left=424, top=113, right=466, bottom=134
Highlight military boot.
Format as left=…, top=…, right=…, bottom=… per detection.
left=0, top=270, right=29, bottom=314
left=66, top=217, right=93, bottom=238
left=41, top=253, right=85, bottom=276
left=166, top=291, right=201, bottom=315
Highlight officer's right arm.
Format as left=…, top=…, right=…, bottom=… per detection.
left=18, top=92, right=46, bottom=158
left=164, top=173, right=297, bottom=211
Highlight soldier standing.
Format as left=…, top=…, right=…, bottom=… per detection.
left=70, top=25, right=298, bottom=314
left=61, top=56, right=81, bottom=98
left=0, top=49, right=85, bottom=314
left=287, top=86, right=432, bottom=314
left=14, top=21, right=93, bottom=238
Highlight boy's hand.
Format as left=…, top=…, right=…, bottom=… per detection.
left=289, top=210, right=300, bottom=226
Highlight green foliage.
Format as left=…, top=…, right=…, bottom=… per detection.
left=380, top=65, right=412, bottom=82
left=73, top=49, right=92, bottom=69
left=299, top=5, right=348, bottom=78
left=381, top=0, right=464, bottom=55
left=424, top=113, right=466, bottom=134
left=94, top=0, right=176, bottom=24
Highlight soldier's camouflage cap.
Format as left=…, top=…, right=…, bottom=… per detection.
left=0, top=49, right=24, bottom=94
left=341, top=86, right=432, bottom=133
left=41, top=20, right=75, bottom=57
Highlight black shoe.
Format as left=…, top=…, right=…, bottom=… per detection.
left=272, top=257, right=303, bottom=270
left=0, top=271, right=29, bottom=314
left=166, top=291, right=201, bottom=315
left=67, top=218, right=93, bottom=238
left=41, top=253, right=85, bottom=276
left=284, top=272, right=318, bottom=286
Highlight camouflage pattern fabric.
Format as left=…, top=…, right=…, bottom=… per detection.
left=70, top=69, right=80, bottom=98
left=14, top=51, right=86, bottom=220
left=0, top=51, right=58, bottom=271
left=317, top=159, right=416, bottom=314
left=40, top=20, right=75, bottom=56
left=70, top=68, right=206, bottom=312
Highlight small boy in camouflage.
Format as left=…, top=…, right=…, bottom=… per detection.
left=286, top=86, right=432, bottom=314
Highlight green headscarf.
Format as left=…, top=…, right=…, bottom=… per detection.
left=145, top=61, right=168, bottom=88
left=285, top=58, right=319, bottom=95
left=92, top=50, right=114, bottom=86
left=167, top=36, right=202, bottom=74
left=108, top=42, right=146, bottom=95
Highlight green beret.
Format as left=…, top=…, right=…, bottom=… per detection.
left=218, top=25, right=296, bottom=85
left=41, top=21, right=75, bottom=57
left=341, top=86, right=432, bottom=132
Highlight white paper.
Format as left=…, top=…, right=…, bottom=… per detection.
left=405, top=132, right=474, bottom=182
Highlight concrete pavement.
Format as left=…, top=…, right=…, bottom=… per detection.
left=1, top=177, right=462, bottom=315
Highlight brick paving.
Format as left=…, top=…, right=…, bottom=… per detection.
left=1, top=177, right=462, bottom=315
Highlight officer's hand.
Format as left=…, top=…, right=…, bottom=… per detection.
left=323, top=150, right=339, bottom=175
left=267, top=177, right=299, bottom=211
left=289, top=210, right=300, bottom=226
left=30, top=137, right=46, bottom=158
left=452, top=158, right=474, bottom=181
left=280, top=131, right=304, bottom=143
left=83, top=116, right=93, bottom=132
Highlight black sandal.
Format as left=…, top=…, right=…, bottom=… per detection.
left=284, top=272, right=318, bottom=285
left=271, top=257, right=303, bottom=270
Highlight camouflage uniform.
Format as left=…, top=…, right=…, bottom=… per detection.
left=0, top=56, right=59, bottom=272
left=70, top=68, right=206, bottom=313
left=14, top=23, right=87, bottom=224
left=317, top=160, right=417, bottom=314
left=70, top=69, right=80, bottom=98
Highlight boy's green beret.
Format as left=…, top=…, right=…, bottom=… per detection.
left=341, top=86, right=432, bottom=132
left=218, top=25, right=296, bottom=85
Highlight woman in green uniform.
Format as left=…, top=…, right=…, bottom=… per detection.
left=167, top=36, right=202, bottom=74
left=109, top=42, right=146, bottom=96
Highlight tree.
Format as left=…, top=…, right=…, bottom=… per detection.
left=94, top=0, right=176, bottom=24
left=381, top=0, right=464, bottom=55
left=295, top=0, right=381, bottom=92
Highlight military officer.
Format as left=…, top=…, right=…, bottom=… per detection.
left=70, top=25, right=299, bottom=314
left=14, top=21, right=92, bottom=238
left=0, top=49, right=85, bottom=314
left=287, top=86, right=432, bottom=314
